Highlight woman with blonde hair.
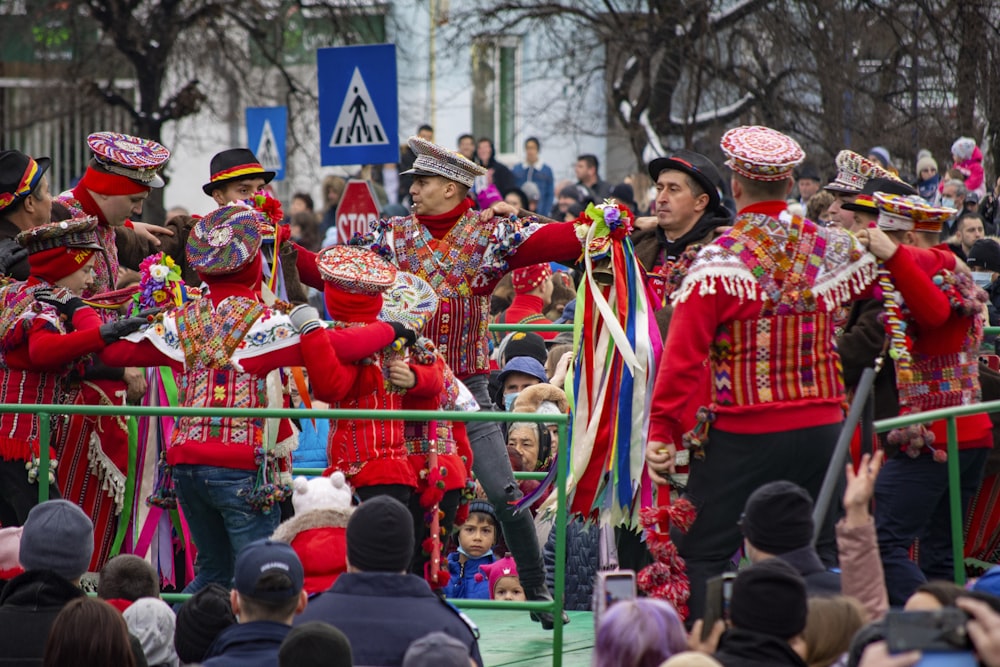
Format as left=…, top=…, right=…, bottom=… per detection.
left=802, top=595, right=865, bottom=667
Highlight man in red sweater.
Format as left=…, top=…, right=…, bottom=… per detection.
left=856, top=193, right=992, bottom=605
left=645, top=125, right=876, bottom=621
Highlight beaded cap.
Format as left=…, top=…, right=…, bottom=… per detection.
left=187, top=205, right=263, bottom=275
left=379, top=271, right=439, bottom=329
left=16, top=216, right=103, bottom=253
left=512, top=263, right=552, bottom=294
left=87, top=132, right=170, bottom=188
left=401, top=136, right=487, bottom=188
left=316, top=245, right=397, bottom=295
left=720, top=126, right=805, bottom=182
left=841, top=177, right=916, bottom=214
left=825, top=150, right=891, bottom=195
left=874, top=192, right=956, bottom=234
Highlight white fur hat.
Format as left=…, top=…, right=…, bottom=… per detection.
left=291, top=471, right=354, bottom=515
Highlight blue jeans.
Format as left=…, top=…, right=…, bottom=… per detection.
left=173, top=464, right=281, bottom=594
left=875, top=448, right=988, bottom=606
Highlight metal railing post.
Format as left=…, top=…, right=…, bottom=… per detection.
left=38, top=410, right=50, bottom=502
left=946, top=416, right=965, bottom=586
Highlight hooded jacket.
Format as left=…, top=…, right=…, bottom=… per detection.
left=272, top=507, right=351, bottom=595
left=442, top=550, right=495, bottom=600
left=714, top=627, right=808, bottom=667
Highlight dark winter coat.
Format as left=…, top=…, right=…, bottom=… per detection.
left=442, top=550, right=495, bottom=600
left=775, top=547, right=841, bottom=597
left=295, top=572, right=483, bottom=667
left=0, top=569, right=86, bottom=667
left=202, top=621, right=290, bottom=667
left=714, top=628, right=808, bottom=667
left=544, top=518, right=599, bottom=611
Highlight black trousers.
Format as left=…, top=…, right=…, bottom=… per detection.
left=672, top=422, right=842, bottom=622
left=0, top=458, right=62, bottom=527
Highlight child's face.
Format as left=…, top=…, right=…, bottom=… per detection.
left=493, top=576, right=526, bottom=601
left=457, top=514, right=495, bottom=558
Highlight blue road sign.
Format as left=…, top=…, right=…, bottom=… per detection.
left=246, top=106, right=287, bottom=181
left=318, top=44, right=398, bottom=166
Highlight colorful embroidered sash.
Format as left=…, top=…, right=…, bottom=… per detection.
left=423, top=295, right=490, bottom=377
left=901, top=349, right=981, bottom=412
left=393, top=211, right=492, bottom=297
left=711, top=313, right=843, bottom=407
left=173, top=369, right=267, bottom=448
left=175, top=297, right=265, bottom=369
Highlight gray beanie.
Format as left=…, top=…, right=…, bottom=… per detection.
left=403, top=631, right=471, bottom=667
left=19, top=499, right=94, bottom=579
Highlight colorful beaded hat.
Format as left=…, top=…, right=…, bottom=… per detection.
left=512, top=263, right=553, bottom=294
left=841, top=177, right=916, bottom=214
left=719, top=126, right=805, bottom=182
left=825, top=150, right=891, bottom=195
left=874, top=192, right=955, bottom=234
left=16, top=216, right=103, bottom=253
left=87, top=132, right=170, bottom=188
left=401, top=136, right=487, bottom=188
left=187, top=204, right=263, bottom=275
left=202, top=148, right=276, bottom=196
left=316, top=245, right=397, bottom=295
left=379, top=271, right=439, bottom=330
left=0, top=150, right=51, bottom=213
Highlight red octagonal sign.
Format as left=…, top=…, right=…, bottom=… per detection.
left=335, top=179, right=380, bottom=244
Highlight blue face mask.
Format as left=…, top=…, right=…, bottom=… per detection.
left=504, top=392, right=520, bottom=411
left=972, top=271, right=993, bottom=288
left=941, top=197, right=956, bottom=210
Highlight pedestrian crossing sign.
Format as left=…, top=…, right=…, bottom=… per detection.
left=246, top=106, right=287, bottom=181
left=318, top=44, right=398, bottom=167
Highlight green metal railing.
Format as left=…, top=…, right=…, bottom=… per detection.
left=4, top=403, right=571, bottom=666
left=874, top=399, right=1000, bottom=585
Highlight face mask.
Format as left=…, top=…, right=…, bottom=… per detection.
left=941, top=197, right=955, bottom=209
left=972, top=271, right=993, bottom=288
left=504, top=392, right=520, bottom=411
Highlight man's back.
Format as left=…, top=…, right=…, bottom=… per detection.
left=201, top=620, right=290, bottom=667
left=297, top=572, right=482, bottom=667
left=0, top=570, right=85, bottom=666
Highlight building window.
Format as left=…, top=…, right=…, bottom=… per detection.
left=471, top=38, right=519, bottom=154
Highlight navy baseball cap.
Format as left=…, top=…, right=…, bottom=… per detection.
left=233, top=539, right=304, bottom=602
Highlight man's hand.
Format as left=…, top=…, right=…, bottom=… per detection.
left=645, top=440, right=676, bottom=485
left=387, top=360, right=416, bottom=389
left=123, top=366, right=147, bottom=403
left=688, top=619, right=725, bottom=654
left=958, top=597, right=1000, bottom=667
left=857, top=641, right=920, bottom=667
left=481, top=201, right=518, bottom=223
left=843, top=450, right=884, bottom=527
left=549, top=350, right=573, bottom=388
left=855, top=228, right=898, bottom=261
left=130, top=221, right=176, bottom=247
left=633, top=216, right=657, bottom=232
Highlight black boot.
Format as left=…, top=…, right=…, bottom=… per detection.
left=524, top=583, right=570, bottom=630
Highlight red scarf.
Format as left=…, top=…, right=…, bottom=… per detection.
left=418, top=199, right=474, bottom=240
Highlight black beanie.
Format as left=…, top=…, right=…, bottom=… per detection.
left=279, top=621, right=353, bottom=667
left=346, top=495, right=414, bottom=572
left=741, top=480, right=814, bottom=554
left=174, top=583, right=237, bottom=664
left=729, top=559, right=808, bottom=639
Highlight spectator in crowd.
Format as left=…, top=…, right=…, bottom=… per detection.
left=914, top=153, right=940, bottom=201
left=98, top=554, right=160, bottom=612
left=555, top=184, right=586, bottom=217
left=520, top=181, right=542, bottom=213
left=940, top=178, right=967, bottom=234
left=713, top=559, right=809, bottom=667
left=592, top=598, right=688, bottom=667
left=202, top=539, right=307, bottom=667
left=0, top=499, right=96, bottom=665
left=474, top=137, right=516, bottom=197
left=968, top=238, right=1000, bottom=326
left=504, top=187, right=530, bottom=211
left=290, top=192, right=314, bottom=215
left=479, top=556, right=526, bottom=601
left=42, top=597, right=137, bottom=667
left=867, top=146, right=895, bottom=175
left=295, top=495, right=483, bottom=667
left=443, top=500, right=498, bottom=600
left=806, top=191, right=835, bottom=225
left=740, top=481, right=841, bottom=596
left=948, top=212, right=985, bottom=260
left=173, top=584, right=237, bottom=666
left=457, top=133, right=475, bottom=161
left=319, top=175, right=347, bottom=242
left=979, top=175, right=1000, bottom=233
left=611, top=182, right=640, bottom=216
left=795, top=164, right=822, bottom=205
left=278, top=622, right=353, bottom=667
left=802, top=596, right=865, bottom=667
left=289, top=210, right=322, bottom=252
left=512, top=137, right=555, bottom=217
left=575, top=154, right=612, bottom=202
left=0, top=150, right=51, bottom=280
left=493, top=356, right=549, bottom=411
left=902, top=580, right=965, bottom=611
left=951, top=137, right=985, bottom=197
left=403, top=631, right=472, bottom=667
left=124, top=597, right=180, bottom=667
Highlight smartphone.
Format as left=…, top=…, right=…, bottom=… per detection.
left=592, top=570, right=636, bottom=628
left=886, top=609, right=975, bottom=666
left=701, top=572, right=737, bottom=641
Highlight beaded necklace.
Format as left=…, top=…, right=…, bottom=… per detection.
left=175, top=296, right=265, bottom=369
left=394, top=211, right=492, bottom=297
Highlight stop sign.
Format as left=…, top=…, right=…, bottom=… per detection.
left=335, top=179, right=380, bottom=244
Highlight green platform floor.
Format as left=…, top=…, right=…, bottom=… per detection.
left=468, top=609, right=594, bottom=666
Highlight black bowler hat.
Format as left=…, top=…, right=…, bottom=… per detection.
left=202, top=148, right=275, bottom=196
left=648, top=150, right=722, bottom=211
left=841, top=177, right=917, bottom=214
left=0, top=150, right=51, bottom=213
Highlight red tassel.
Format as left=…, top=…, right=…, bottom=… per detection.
left=454, top=503, right=469, bottom=526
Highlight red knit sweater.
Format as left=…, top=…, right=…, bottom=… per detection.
left=499, top=294, right=557, bottom=340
